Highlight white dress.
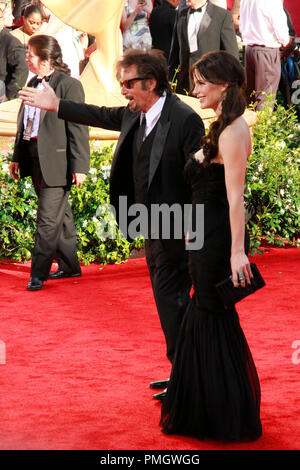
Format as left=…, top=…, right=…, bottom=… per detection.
left=123, top=2, right=152, bottom=51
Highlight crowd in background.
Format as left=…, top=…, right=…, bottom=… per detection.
left=0, top=0, right=94, bottom=102
left=0, top=0, right=298, bottom=110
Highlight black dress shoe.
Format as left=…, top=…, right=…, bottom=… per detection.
left=153, top=388, right=168, bottom=401
left=48, top=269, right=81, bottom=280
left=149, top=379, right=169, bottom=390
left=26, top=277, right=43, bottom=291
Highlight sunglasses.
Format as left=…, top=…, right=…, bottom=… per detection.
left=119, top=77, right=148, bottom=89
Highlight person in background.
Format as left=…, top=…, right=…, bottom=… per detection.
left=12, top=0, right=30, bottom=26
left=160, top=50, right=262, bottom=442
left=149, top=0, right=180, bottom=60
left=121, top=0, right=153, bottom=51
left=278, top=4, right=297, bottom=108
left=239, top=0, right=290, bottom=110
left=11, top=3, right=43, bottom=45
left=9, top=35, right=90, bottom=291
left=168, top=0, right=238, bottom=94
left=230, top=0, right=239, bottom=32
left=1, top=0, right=14, bottom=27
left=0, top=3, right=28, bottom=101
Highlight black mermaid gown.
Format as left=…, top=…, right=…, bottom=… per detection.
left=160, top=158, right=262, bottom=442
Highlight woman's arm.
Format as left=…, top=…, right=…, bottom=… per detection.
left=219, top=119, right=252, bottom=288
left=121, top=1, right=153, bottom=32
left=143, top=0, right=153, bottom=16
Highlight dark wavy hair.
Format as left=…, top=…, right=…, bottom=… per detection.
left=117, top=48, right=172, bottom=96
left=28, top=34, right=71, bottom=75
left=191, top=51, right=246, bottom=167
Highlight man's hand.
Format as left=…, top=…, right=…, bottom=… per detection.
left=18, top=81, right=60, bottom=112
left=9, top=162, right=20, bottom=181
left=72, top=172, right=87, bottom=187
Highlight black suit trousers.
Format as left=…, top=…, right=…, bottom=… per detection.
left=26, top=140, right=81, bottom=280
left=145, top=238, right=192, bottom=363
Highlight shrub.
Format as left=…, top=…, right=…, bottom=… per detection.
left=245, top=99, right=300, bottom=253
left=70, top=141, right=144, bottom=264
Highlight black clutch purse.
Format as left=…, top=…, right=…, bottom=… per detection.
left=215, top=263, right=266, bottom=308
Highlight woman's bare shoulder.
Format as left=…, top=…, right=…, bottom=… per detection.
left=221, top=116, right=249, bottom=137
left=219, top=116, right=251, bottom=153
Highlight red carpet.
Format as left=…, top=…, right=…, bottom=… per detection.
left=0, top=248, right=299, bottom=450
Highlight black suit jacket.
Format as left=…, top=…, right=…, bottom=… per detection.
left=0, top=28, right=28, bottom=99
left=58, top=93, right=205, bottom=256
left=149, top=1, right=177, bottom=59
left=12, top=71, right=90, bottom=187
left=169, top=1, right=239, bottom=93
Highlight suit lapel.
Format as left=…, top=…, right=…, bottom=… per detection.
left=110, top=110, right=140, bottom=177
left=181, top=8, right=190, bottom=52
left=38, top=71, right=61, bottom=127
left=197, top=2, right=212, bottom=38
left=17, top=102, right=25, bottom=133
left=17, top=75, right=37, bottom=134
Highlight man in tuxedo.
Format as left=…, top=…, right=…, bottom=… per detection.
left=19, top=49, right=205, bottom=398
left=10, top=35, right=90, bottom=291
left=169, top=0, right=238, bottom=94
left=149, top=0, right=180, bottom=60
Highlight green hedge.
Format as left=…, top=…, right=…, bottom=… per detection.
left=245, top=101, right=300, bottom=253
left=0, top=103, right=299, bottom=264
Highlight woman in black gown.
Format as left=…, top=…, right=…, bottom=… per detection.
left=160, top=51, right=262, bottom=441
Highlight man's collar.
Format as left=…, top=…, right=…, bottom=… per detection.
left=142, top=92, right=167, bottom=125
left=37, top=69, right=55, bottom=80
left=190, top=1, right=208, bottom=13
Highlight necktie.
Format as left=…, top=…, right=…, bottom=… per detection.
left=32, top=76, right=51, bottom=88
left=136, top=114, right=146, bottom=153
left=36, top=76, right=51, bottom=84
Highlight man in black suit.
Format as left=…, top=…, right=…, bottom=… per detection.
left=19, top=49, right=205, bottom=397
left=10, top=35, right=90, bottom=291
left=169, top=0, right=238, bottom=94
left=149, top=0, right=180, bottom=60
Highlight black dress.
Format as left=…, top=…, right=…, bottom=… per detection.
left=160, top=158, right=262, bottom=442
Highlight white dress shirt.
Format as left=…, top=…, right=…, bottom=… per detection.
left=187, top=3, right=208, bottom=53
left=23, top=70, right=55, bottom=139
left=239, top=0, right=289, bottom=48
left=210, top=0, right=227, bottom=8
left=140, top=92, right=167, bottom=141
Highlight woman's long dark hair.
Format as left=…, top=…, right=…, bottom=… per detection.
left=28, top=34, right=71, bottom=75
left=191, top=51, right=246, bottom=167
